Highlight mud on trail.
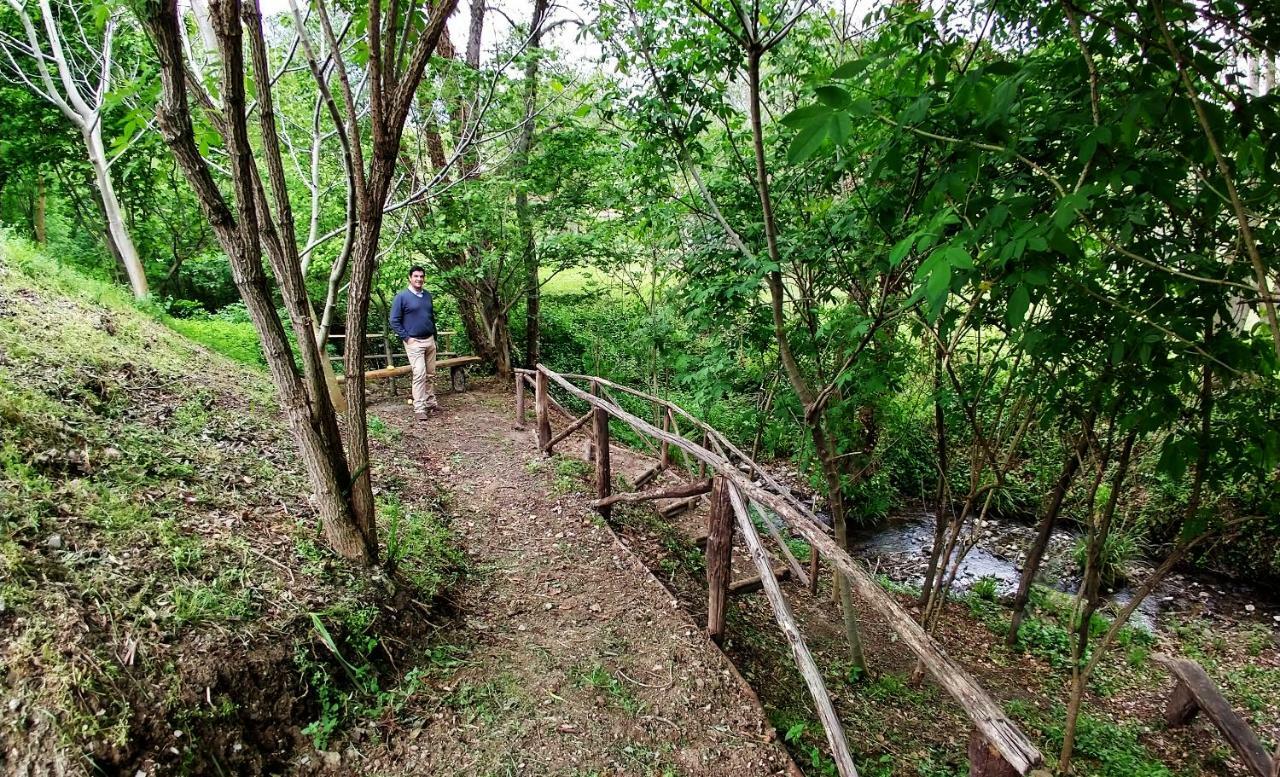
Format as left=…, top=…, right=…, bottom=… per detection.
left=360, top=382, right=794, bottom=776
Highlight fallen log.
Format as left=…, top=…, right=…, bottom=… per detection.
left=590, top=479, right=712, bottom=509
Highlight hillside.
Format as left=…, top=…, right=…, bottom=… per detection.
left=0, top=243, right=466, bottom=774
left=0, top=242, right=799, bottom=775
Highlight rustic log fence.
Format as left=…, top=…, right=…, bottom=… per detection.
left=513, top=365, right=1044, bottom=777
left=1155, top=654, right=1279, bottom=777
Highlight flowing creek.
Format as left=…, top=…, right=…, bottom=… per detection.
left=845, top=509, right=1280, bottom=635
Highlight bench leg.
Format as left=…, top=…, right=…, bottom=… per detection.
left=1165, top=680, right=1199, bottom=726
left=451, top=366, right=467, bottom=393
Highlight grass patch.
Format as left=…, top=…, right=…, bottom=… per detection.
left=573, top=662, right=641, bottom=715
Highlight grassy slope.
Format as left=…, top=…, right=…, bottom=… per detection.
left=0, top=239, right=463, bottom=775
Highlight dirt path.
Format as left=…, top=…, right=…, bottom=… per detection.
left=359, top=382, right=794, bottom=776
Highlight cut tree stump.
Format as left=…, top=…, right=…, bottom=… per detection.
left=1155, top=654, right=1273, bottom=777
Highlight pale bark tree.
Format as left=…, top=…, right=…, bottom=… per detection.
left=1, top=0, right=149, bottom=298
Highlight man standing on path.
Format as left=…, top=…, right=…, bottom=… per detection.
left=389, top=266, right=439, bottom=421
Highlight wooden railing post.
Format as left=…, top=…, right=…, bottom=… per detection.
left=808, top=545, right=820, bottom=595
left=586, top=381, right=599, bottom=462
left=661, top=410, right=672, bottom=468
left=698, top=430, right=708, bottom=478
left=535, top=368, right=551, bottom=452
left=593, top=397, right=611, bottom=518
left=515, top=374, right=527, bottom=429
left=705, top=476, right=733, bottom=644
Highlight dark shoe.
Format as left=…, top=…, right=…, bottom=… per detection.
left=424, top=401, right=441, bottom=411
left=415, top=411, right=429, bottom=422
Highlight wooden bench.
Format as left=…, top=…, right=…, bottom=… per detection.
left=1155, top=654, right=1277, bottom=777
left=336, top=355, right=482, bottom=392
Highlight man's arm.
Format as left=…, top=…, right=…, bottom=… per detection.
left=389, top=293, right=408, bottom=339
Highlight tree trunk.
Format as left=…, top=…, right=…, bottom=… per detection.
left=516, top=0, right=548, bottom=367
left=85, top=123, right=148, bottom=298
left=33, top=170, right=47, bottom=244
left=919, top=341, right=948, bottom=608
left=1060, top=430, right=1137, bottom=773
left=145, top=0, right=372, bottom=564
left=1007, top=413, right=1093, bottom=645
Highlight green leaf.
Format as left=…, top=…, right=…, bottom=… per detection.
left=780, top=104, right=830, bottom=129
left=788, top=122, right=828, bottom=163
left=1007, top=285, right=1030, bottom=328
left=831, top=59, right=870, bottom=79
left=939, top=245, right=973, bottom=269
left=815, top=85, right=852, bottom=109
left=828, top=113, right=852, bottom=146
left=925, top=264, right=952, bottom=306
left=889, top=235, right=914, bottom=266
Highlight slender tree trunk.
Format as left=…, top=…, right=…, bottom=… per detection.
left=919, top=342, right=949, bottom=608
left=33, top=170, right=47, bottom=244
left=516, top=0, right=549, bottom=367
left=1060, top=430, right=1137, bottom=773
left=1006, top=412, right=1094, bottom=645
left=84, top=124, right=148, bottom=298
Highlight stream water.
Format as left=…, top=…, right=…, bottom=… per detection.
left=845, top=509, right=1280, bottom=634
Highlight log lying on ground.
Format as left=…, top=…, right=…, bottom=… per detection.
left=590, top=479, right=712, bottom=509
left=539, top=366, right=1043, bottom=775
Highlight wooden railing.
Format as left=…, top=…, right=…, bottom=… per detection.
left=514, top=365, right=1044, bottom=777
left=1156, top=654, right=1279, bottom=777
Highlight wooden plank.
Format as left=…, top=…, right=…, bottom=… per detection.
left=1155, top=655, right=1273, bottom=777
left=535, top=369, right=551, bottom=452
left=591, top=479, right=712, bottom=509
left=538, top=366, right=1042, bottom=774
left=725, top=482, right=859, bottom=777
left=729, top=564, right=791, bottom=595
left=705, top=477, right=733, bottom=644
left=336, top=355, right=481, bottom=383
left=593, top=402, right=611, bottom=519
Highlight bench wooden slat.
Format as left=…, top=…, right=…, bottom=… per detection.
left=1156, top=654, right=1273, bottom=777
left=337, top=355, right=482, bottom=383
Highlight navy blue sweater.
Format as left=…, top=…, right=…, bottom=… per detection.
left=389, top=288, right=437, bottom=340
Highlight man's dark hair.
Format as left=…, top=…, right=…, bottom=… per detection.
left=409, top=265, right=425, bottom=277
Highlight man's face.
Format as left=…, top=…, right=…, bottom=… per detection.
left=409, top=270, right=425, bottom=291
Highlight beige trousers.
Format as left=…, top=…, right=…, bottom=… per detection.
left=404, top=336, right=437, bottom=412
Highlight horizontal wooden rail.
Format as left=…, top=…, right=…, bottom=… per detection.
left=1155, top=654, right=1274, bottom=777
left=537, top=365, right=1043, bottom=775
